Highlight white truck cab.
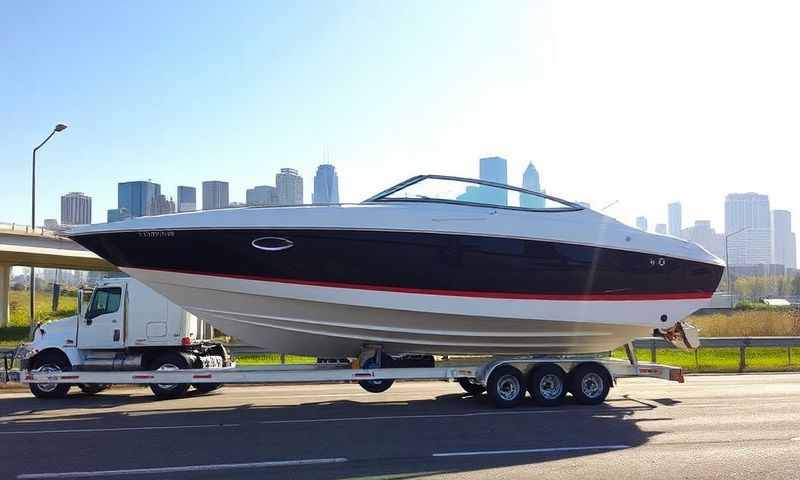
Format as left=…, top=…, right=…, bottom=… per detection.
left=19, top=275, right=230, bottom=399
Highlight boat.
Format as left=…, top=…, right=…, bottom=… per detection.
left=67, top=175, right=724, bottom=357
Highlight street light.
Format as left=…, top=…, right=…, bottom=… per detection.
left=30, top=124, right=68, bottom=333
left=724, top=226, right=750, bottom=309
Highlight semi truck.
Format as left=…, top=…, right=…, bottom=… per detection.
left=12, top=276, right=230, bottom=399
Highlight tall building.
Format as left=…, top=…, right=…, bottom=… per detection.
left=177, top=186, right=196, bottom=212
left=668, top=202, right=682, bottom=236
left=655, top=224, right=667, bottom=235
left=725, top=193, right=772, bottom=265
left=772, top=210, right=797, bottom=269
left=680, top=220, right=725, bottom=259
left=202, top=181, right=229, bottom=210
left=118, top=181, right=161, bottom=218
left=312, top=164, right=339, bottom=204
left=478, top=157, right=508, bottom=206
left=155, top=194, right=175, bottom=215
left=520, top=162, right=544, bottom=209
left=246, top=185, right=278, bottom=206
left=60, top=192, right=92, bottom=225
left=635, top=216, right=648, bottom=231
left=276, top=168, right=303, bottom=205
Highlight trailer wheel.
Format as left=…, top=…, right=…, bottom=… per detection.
left=79, top=384, right=110, bottom=395
left=457, top=378, right=486, bottom=395
left=569, top=363, right=611, bottom=405
left=194, top=383, right=223, bottom=394
left=149, top=352, right=192, bottom=399
left=358, top=354, right=394, bottom=393
left=527, top=364, right=567, bottom=407
left=29, top=352, right=72, bottom=399
left=487, top=365, right=526, bottom=408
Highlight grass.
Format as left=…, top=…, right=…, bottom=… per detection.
left=235, top=354, right=316, bottom=365
left=612, top=346, right=800, bottom=372
left=7, top=290, right=77, bottom=327
left=691, top=309, right=800, bottom=337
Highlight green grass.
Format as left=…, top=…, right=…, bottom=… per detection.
left=7, top=290, right=77, bottom=327
left=234, top=353, right=317, bottom=365
left=612, top=346, right=800, bottom=372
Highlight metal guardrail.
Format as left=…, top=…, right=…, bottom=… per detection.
left=0, top=223, right=59, bottom=237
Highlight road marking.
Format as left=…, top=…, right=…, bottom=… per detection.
left=0, top=424, right=239, bottom=435
left=17, top=458, right=348, bottom=479
left=433, top=445, right=631, bottom=457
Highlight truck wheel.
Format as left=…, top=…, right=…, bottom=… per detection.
left=29, top=352, right=72, bottom=399
left=149, top=352, right=192, bottom=399
left=457, top=378, right=486, bottom=395
left=358, top=354, right=394, bottom=393
left=79, top=384, right=110, bottom=395
left=487, top=365, right=526, bottom=408
left=194, top=383, right=223, bottom=394
left=569, top=363, right=611, bottom=405
left=527, top=364, right=567, bottom=407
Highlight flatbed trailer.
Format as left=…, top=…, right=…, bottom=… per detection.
left=4, top=344, right=684, bottom=408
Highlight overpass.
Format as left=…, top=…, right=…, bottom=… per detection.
left=0, top=223, right=115, bottom=327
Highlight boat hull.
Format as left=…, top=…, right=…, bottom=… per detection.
left=125, top=267, right=710, bottom=356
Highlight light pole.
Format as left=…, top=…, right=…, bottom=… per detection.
left=30, top=124, right=68, bottom=334
left=724, top=226, right=749, bottom=309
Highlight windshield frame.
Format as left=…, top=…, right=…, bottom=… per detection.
left=364, top=175, right=584, bottom=212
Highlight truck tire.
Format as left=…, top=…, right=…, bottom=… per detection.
left=457, top=378, right=486, bottom=395
left=29, top=351, right=72, bottom=399
left=149, top=352, right=192, bottom=399
left=527, top=364, right=567, bottom=407
left=487, top=365, right=526, bottom=408
left=358, top=353, right=394, bottom=393
left=569, top=363, right=611, bottom=405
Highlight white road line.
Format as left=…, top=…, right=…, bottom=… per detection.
left=17, top=458, right=348, bottom=479
left=0, top=424, right=239, bottom=435
left=433, top=445, right=631, bottom=457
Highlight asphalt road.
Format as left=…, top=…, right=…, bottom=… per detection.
left=1, top=374, right=799, bottom=479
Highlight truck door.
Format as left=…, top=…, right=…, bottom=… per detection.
left=77, top=286, right=125, bottom=349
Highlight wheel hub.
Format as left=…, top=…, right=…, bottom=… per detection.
left=539, top=373, right=564, bottom=400
left=581, top=372, right=604, bottom=398
left=35, top=365, right=61, bottom=393
left=497, top=374, right=520, bottom=401
left=156, top=363, right=180, bottom=390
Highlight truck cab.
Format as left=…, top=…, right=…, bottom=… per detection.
left=20, top=275, right=230, bottom=399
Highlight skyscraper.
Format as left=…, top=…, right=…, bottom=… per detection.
left=177, top=186, right=196, bottom=212
left=202, top=181, right=229, bottom=210
left=118, top=181, right=161, bottom=218
left=155, top=194, right=175, bottom=215
left=725, top=193, right=772, bottom=265
left=680, top=220, right=725, bottom=259
left=246, top=185, right=278, bottom=206
left=655, top=224, right=667, bottom=235
left=772, top=210, right=797, bottom=269
left=635, top=216, right=648, bottom=231
left=668, top=202, right=682, bottom=236
left=475, top=156, right=508, bottom=206
left=107, top=208, right=130, bottom=223
left=520, top=162, right=544, bottom=209
left=312, top=164, right=339, bottom=204
left=60, top=192, right=92, bottom=225
left=276, top=168, right=303, bottom=205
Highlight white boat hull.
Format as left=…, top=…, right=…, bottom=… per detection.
left=126, top=267, right=709, bottom=356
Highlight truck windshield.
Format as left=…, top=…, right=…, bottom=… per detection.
left=88, top=287, right=122, bottom=317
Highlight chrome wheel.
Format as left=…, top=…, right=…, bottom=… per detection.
left=581, top=372, right=604, bottom=399
left=155, top=363, right=180, bottom=390
left=35, top=364, right=62, bottom=393
left=496, top=373, right=521, bottom=402
left=539, top=373, right=564, bottom=400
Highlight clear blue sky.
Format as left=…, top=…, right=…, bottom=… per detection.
left=2, top=1, right=799, bottom=249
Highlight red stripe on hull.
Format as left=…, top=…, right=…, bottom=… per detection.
left=136, top=267, right=714, bottom=301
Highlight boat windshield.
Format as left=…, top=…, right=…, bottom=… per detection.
left=366, top=175, right=582, bottom=211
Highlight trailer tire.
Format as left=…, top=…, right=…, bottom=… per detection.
left=569, top=363, right=611, bottom=405
left=29, top=351, right=72, bottom=399
left=487, top=365, right=526, bottom=408
left=527, top=364, right=567, bottom=407
left=457, top=378, right=486, bottom=395
left=358, top=353, right=394, bottom=393
left=149, top=352, right=192, bottom=399
left=194, top=383, right=223, bottom=394
left=79, top=384, right=110, bottom=395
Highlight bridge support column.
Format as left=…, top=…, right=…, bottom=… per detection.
left=0, top=263, right=10, bottom=328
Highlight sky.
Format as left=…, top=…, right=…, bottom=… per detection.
left=1, top=1, right=799, bottom=251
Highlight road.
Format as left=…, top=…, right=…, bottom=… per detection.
left=1, top=374, right=799, bottom=479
